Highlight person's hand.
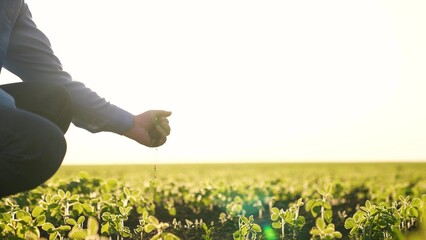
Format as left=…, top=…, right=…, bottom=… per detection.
left=123, top=110, right=171, bottom=147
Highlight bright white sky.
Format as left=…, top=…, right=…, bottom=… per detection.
left=2, top=0, right=426, bottom=164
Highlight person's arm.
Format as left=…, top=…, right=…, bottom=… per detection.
left=4, top=3, right=171, bottom=147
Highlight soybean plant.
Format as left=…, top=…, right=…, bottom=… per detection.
left=344, top=197, right=425, bottom=240
left=306, top=185, right=334, bottom=224
left=68, top=216, right=109, bottom=240
left=134, top=210, right=180, bottom=240
left=310, top=218, right=342, bottom=240
left=0, top=198, right=46, bottom=239
left=233, top=215, right=262, bottom=240
left=201, top=222, right=214, bottom=240
left=271, top=198, right=305, bottom=240
left=100, top=206, right=133, bottom=239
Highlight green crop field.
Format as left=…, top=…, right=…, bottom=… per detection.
left=1, top=163, right=426, bottom=239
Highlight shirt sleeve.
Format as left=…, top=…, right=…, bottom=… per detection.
left=60, top=74, right=135, bottom=134
left=7, top=64, right=134, bottom=134
left=3, top=2, right=134, bottom=135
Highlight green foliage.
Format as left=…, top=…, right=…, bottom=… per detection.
left=271, top=198, right=305, bottom=239
left=310, top=218, right=342, bottom=240
left=306, top=185, right=334, bottom=224
left=0, top=198, right=44, bottom=239
left=134, top=211, right=179, bottom=240
left=201, top=222, right=214, bottom=240
left=226, top=196, right=245, bottom=218
left=0, top=163, right=426, bottom=239
left=344, top=197, right=425, bottom=240
left=233, top=215, right=262, bottom=240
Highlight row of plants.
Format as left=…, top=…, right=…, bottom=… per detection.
left=0, top=163, right=425, bottom=239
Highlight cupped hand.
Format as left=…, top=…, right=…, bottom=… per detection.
left=123, top=110, right=171, bottom=147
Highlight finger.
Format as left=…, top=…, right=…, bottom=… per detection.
left=149, top=124, right=167, bottom=144
left=149, top=133, right=160, bottom=147
left=158, top=111, right=172, bottom=118
left=152, top=113, right=169, bottom=122
left=153, top=111, right=171, bottom=121
left=159, top=117, right=169, bottom=124
left=158, top=118, right=171, bottom=135
left=152, top=117, right=170, bottom=135
left=158, top=135, right=167, bottom=146
left=150, top=135, right=167, bottom=148
left=149, top=111, right=171, bottom=147
left=155, top=124, right=168, bottom=137
left=152, top=116, right=160, bottom=124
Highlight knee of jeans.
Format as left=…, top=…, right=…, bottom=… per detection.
left=0, top=125, right=67, bottom=195
left=39, top=127, right=66, bottom=178
left=0, top=106, right=67, bottom=196
left=25, top=123, right=67, bottom=186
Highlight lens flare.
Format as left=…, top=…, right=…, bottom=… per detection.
left=263, top=225, right=278, bottom=240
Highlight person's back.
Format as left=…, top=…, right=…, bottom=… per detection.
left=0, top=0, right=171, bottom=198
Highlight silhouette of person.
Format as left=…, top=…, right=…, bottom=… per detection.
left=0, top=0, right=171, bottom=198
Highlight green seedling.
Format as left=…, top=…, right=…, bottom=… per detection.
left=310, top=218, right=342, bottom=240
left=233, top=215, right=262, bottom=240
left=42, top=222, right=71, bottom=240
left=306, top=185, right=333, bottom=224
left=219, top=212, right=228, bottom=225
left=101, top=207, right=132, bottom=239
left=271, top=198, right=305, bottom=240
left=1, top=164, right=426, bottom=239
left=345, top=197, right=425, bottom=240
left=68, top=216, right=109, bottom=240
left=135, top=210, right=180, bottom=240
left=226, top=196, right=245, bottom=219
left=202, top=222, right=214, bottom=240
left=253, top=199, right=265, bottom=219
left=0, top=199, right=45, bottom=239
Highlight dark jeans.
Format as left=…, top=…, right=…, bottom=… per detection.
left=0, top=82, right=72, bottom=198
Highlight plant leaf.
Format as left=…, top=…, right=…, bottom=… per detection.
left=66, top=218, right=78, bottom=226
left=68, top=229, right=87, bottom=240
left=271, top=207, right=279, bottom=215
left=32, top=206, right=44, bottom=217
left=101, top=222, right=109, bottom=234
left=144, top=224, right=156, bottom=233
left=42, top=223, right=55, bottom=232
left=252, top=224, right=262, bottom=232
left=87, top=216, right=99, bottom=236
left=344, top=218, right=356, bottom=229
left=272, top=221, right=282, bottom=229
left=316, top=218, right=326, bottom=231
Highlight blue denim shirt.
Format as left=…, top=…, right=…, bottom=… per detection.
left=0, top=0, right=133, bottom=134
